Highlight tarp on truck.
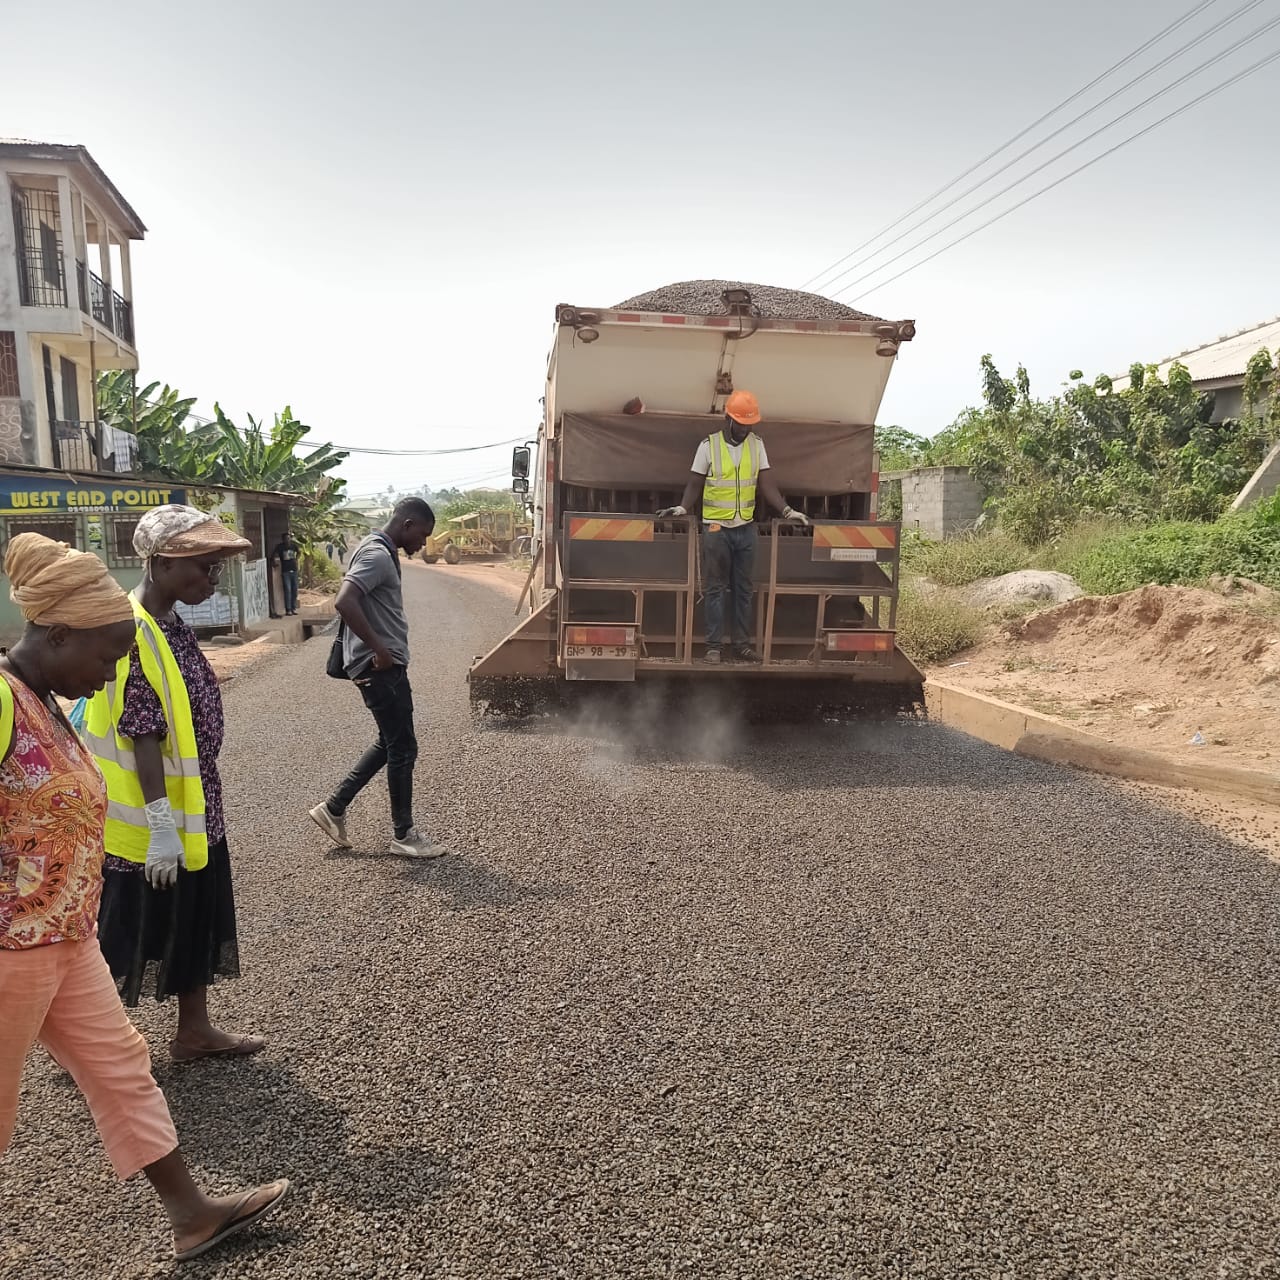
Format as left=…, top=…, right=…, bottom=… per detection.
left=560, top=413, right=875, bottom=495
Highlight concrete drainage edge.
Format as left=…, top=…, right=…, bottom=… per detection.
left=926, top=680, right=1280, bottom=807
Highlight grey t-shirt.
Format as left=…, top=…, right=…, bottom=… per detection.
left=341, top=532, right=409, bottom=677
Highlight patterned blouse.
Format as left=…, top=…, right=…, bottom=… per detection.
left=0, top=673, right=108, bottom=949
left=107, top=611, right=226, bottom=870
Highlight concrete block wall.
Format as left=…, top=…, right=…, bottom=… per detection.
left=899, top=466, right=986, bottom=538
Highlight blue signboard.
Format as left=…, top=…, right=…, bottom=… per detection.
left=0, top=475, right=185, bottom=515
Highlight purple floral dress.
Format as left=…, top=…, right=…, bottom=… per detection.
left=105, top=610, right=226, bottom=872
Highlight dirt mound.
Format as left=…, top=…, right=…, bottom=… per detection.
left=1013, top=585, right=1280, bottom=690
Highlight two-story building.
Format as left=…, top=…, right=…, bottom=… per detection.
left=0, top=140, right=311, bottom=642
left=0, top=139, right=142, bottom=476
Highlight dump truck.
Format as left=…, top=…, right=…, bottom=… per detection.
left=468, top=280, right=923, bottom=719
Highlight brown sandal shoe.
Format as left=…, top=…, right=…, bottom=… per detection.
left=170, top=1034, right=266, bottom=1064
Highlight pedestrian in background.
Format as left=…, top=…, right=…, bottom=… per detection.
left=0, top=534, right=288, bottom=1262
left=309, top=497, right=445, bottom=858
left=88, top=505, right=266, bottom=1063
left=272, top=528, right=301, bottom=616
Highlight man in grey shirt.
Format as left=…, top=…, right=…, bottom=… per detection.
left=308, top=498, right=442, bottom=858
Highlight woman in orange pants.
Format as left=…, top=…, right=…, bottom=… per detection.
left=0, top=534, right=289, bottom=1262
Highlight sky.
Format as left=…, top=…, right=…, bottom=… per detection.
left=2, top=0, right=1277, bottom=501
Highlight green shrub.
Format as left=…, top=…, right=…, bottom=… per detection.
left=1050, top=514, right=1280, bottom=595
left=895, top=584, right=984, bottom=664
left=300, top=547, right=342, bottom=591
left=905, top=530, right=1032, bottom=586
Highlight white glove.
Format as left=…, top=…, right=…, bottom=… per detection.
left=783, top=506, right=811, bottom=526
left=143, top=798, right=183, bottom=890
left=656, top=505, right=687, bottom=519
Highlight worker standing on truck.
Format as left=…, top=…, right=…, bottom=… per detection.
left=657, top=391, right=809, bottom=664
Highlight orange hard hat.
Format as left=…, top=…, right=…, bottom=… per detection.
left=725, top=390, right=761, bottom=426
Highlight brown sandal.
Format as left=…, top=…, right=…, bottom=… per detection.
left=170, top=1034, right=266, bottom=1063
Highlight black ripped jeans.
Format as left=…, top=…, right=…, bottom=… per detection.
left=328, top=665, right=418, bottom=839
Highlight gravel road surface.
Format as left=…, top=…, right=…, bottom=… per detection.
left=4, top=563, right=1279, bottom=1279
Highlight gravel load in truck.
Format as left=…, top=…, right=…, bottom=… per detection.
left=615, top=279, right=881, bottom=322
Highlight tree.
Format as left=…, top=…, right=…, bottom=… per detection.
left=97, top=372, right=359, bottom=549
left=936, top=351, right=1274, bottom=543
left=873, top=425, right=931, bottom=471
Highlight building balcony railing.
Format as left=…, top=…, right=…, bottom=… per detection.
left=51, top=421, right=138, bottom=473
left=73, top=261, right=135, bottom=346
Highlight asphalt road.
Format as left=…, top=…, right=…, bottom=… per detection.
left=4, top=562, right=1279, bottom=1279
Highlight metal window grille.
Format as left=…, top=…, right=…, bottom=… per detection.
left=108, top=515, right=143, bottom=568
left=0, top=332, right=18, bottom=398
left=13, top=188, right=66, bottom=308
left=2, top=515, right=79, bottom=551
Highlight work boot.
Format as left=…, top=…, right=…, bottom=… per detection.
left=734, top=644, right=762, bottom=663
left=308, top=802, right=351, bottom=849
left=390, top=828, right=449, bottom=859
left=701, top=647, right=722, bottom=665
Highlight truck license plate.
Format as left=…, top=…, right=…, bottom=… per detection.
left=829, top=547, right=878, bottom=562
left=566, top=644, right=636, bottom=659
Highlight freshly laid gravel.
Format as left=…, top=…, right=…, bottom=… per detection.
left=4, top=565, right=1280, bottom=1279
left=615, top=279, right=881, bottom=322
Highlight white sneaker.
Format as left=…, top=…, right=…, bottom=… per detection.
left=308, top=803, right=351, bottom=849
left=389, top=827, right=448, bottom=859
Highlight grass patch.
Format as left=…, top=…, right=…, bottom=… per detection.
left=904, top=530, right=1032, bottom=586
left=1043, top=515, right=1280, bottom=595
left=896, top=582, right=985, bottom=664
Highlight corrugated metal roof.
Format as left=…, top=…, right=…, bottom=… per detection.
left=1113, top=316, right=1280, bottom=390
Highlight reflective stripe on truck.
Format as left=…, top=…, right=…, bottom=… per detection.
left=569, top=518, right=655, bottom=542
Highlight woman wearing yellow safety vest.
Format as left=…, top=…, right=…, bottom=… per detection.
left=657, top=391, right=810, bottom=663
left=87, top=505, right=265, bottom=1062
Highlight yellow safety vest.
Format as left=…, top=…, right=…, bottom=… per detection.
left=0, top=674, right=13, bottom=760
left=84, top=594, right=208, bottom=870
left=702, top=432, right=760, bottom=523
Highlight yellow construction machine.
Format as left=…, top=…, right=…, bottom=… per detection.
left=422, top=510, right=530, bottom=565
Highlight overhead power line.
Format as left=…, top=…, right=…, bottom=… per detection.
left=319, top=436, right=523, bottom=457
left=800, top=0, right=1226, bottom=292
left=845, top=43, right=1280, bottom=303
left=131, top=396, right=524, bottom=459
left=827, top=18, right=1280, bottom=300
left=813, top=0, right=1271, bottom=297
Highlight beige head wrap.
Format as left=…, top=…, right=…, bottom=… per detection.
left=5, top=533, right=135, bottom=628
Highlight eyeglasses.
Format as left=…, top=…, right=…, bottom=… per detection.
left=198, top=560, right=225, bottom=582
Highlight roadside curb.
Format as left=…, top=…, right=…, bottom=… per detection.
left=926, top=680, right=1280, bottom=807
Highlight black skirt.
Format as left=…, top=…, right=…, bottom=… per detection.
left=97, top=836, right=241, bottom=1007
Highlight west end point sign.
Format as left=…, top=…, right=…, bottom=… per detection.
left=0, top=476, right=186, bottom=515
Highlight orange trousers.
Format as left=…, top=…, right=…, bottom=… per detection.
left=0, top=937, right=178, bottom=1180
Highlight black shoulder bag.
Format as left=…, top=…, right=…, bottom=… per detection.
left=326, top=622, right=348, bottom=680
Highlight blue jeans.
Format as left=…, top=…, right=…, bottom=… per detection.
left=282, top=569, right=299, bottom=613
left=702, top=523, right=756, bottom=648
